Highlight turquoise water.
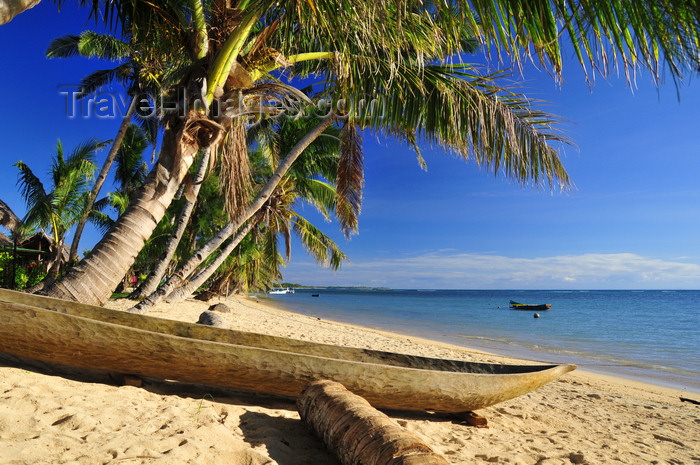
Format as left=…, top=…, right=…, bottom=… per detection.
left=266, top=289, right=700, bottom=393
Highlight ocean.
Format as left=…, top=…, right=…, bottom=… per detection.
left=266, top=289, right=700, bottom=393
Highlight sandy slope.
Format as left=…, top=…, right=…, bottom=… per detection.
left=1, top=294, right=698, bottom=464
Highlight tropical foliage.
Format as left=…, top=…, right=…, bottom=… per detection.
left=14, top=139, right=104, bottom=278
left=163, top=117, right=349, bottom=301
left=6, top=0, right=694, bottom=305
left=0, top=252, right=47, bottom=290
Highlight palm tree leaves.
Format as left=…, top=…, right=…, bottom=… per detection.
left=448, top=1, right=700, bottom=82
left=14, top=139, right=104, bottom=242
left=292, top=214, right=346, bottom=270
left=219, top=118, right=253, bottom=219
left=46, top=31, right=131, bottom=61
left=46, top=31, right=136, bottom=94
left=392, top=64, right=571, bottom=188
left=310, top=54, right=571, bottom=189
left=14, top=161, right=50, bottom=229
left=336, top=122, right=362, bottom=237
left=114, top=124, right=150, bottom=195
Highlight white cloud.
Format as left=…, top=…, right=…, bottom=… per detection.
left=283, top=251, right=700, bottom=289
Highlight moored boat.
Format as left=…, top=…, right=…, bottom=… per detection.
left=0, top=289, right=574, bottom=413
left=269, top=287, right=294, bottom=294
left=510, top=300, right=552, bottom=311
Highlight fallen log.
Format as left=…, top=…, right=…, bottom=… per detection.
left=297, top=380, right=450, bottom=465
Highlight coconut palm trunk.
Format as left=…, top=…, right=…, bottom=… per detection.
left=129, top=115, right=334, bottom=313
left=130, top=147, right=211, bottom=299
left=46, top=237, right=64, bottom=281
left=164, top=218, right=256, bottom=303
left=69, top=95, right=138, bottom=265
left=43, top=117, right=223, bottom=305
left=0, top=0, right=40, bottom=24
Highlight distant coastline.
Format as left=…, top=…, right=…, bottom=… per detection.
left=279, top=283, right=392, bottom=291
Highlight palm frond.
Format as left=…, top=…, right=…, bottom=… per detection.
left=14, top=161, right=50, bottom=229
left=87, top=209, right=115, bottom=235
left=292, top=214, right=347, bottom=270
left=219, top=117, right=252, bottom=218
left=46, top=31, right=131, bottom=60
left=108, top=191, right=132, bottom=216
left=114, top=124, right=150, bottom=191
left=335, top=122, right=363, bottom=237
left=328, top=57, right=571, bottom=189
left=292, top=177, right=336, bottom=221
left=45, top=34, right=83, bottom=59
left=80, top=64, right=134, bottom=94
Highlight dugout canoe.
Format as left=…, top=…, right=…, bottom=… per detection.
left=0, top=289, right=575, bottom=413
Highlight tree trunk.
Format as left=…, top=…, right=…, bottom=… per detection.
left=164, top=219, right=256, bottom=303
left=130, top=147, right=211, bottom=299
left=44, top=117, right=221, bottom=305
left=45, top=238, right=64, bottom=282
left=297, top=380, right=450, bottom=465
left=0, top=0, right=40, bottom=25
left=128, top=115, right=333, bottom=314
left=69, top=95, right=138, bottom=265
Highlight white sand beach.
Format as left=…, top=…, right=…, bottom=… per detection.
left=1, top=295, right=698, bottom=464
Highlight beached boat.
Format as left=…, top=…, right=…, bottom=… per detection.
left=0, top=289, right=574, bottom=413
left=510, top=300, right=552, bottom=311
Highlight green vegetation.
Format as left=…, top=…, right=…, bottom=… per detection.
left=2, top=1, right=698, bottom=305
left=0, top=252, right=46, bottom=290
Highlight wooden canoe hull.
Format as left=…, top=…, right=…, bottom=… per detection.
left=0, top=289, right=575, bottom=413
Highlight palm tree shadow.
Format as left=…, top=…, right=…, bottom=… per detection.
left=238, top=410, right=339, bottom=465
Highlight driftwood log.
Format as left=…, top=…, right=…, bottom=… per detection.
left=297, top=380, right=450, bottom=465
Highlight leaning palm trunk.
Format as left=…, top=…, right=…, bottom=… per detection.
left=69, top=95, right=138, bottom=265
left=44, top=117, right=223, bottom=306
left=0, top=0, right=40, bottom=25
left=128, top=115, right=334, bottom=314
left=164, top=219, right=256, bottom=303
left=130, top=147, right=212, bottom=299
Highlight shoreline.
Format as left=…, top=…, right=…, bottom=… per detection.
left=1, top=294, right=698, bottom=464
left=255, top=295, right=697, bottom=399
left=262, top=293, right=700, bottom=395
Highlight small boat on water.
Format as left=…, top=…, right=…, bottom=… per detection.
left=0, top=289, right=574, bottom=413
left=269, top=287, right=295, bottom=295
left=510, top=300, right=552, bottom=311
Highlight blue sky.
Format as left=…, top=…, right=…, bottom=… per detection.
left=1, top=3, right=699, bottom=289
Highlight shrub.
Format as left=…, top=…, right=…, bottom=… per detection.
left=0, top=252, right=47, bottom=290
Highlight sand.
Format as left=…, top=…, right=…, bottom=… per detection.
left=1, top=294, right=698, bottom=465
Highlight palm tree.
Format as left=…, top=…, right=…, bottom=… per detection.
left=14, top=139, right=104, bottom=280
left=45, top=0, right=700, bottom=306
left=182, top=176, right=347, bottom=300
left=46, top=25, right=189, bottom=264
left=89, top=124, right=173, bottom=290
left=128, top=148, right=212, bottom=299
left=163, top=120, right=348, bottom=302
